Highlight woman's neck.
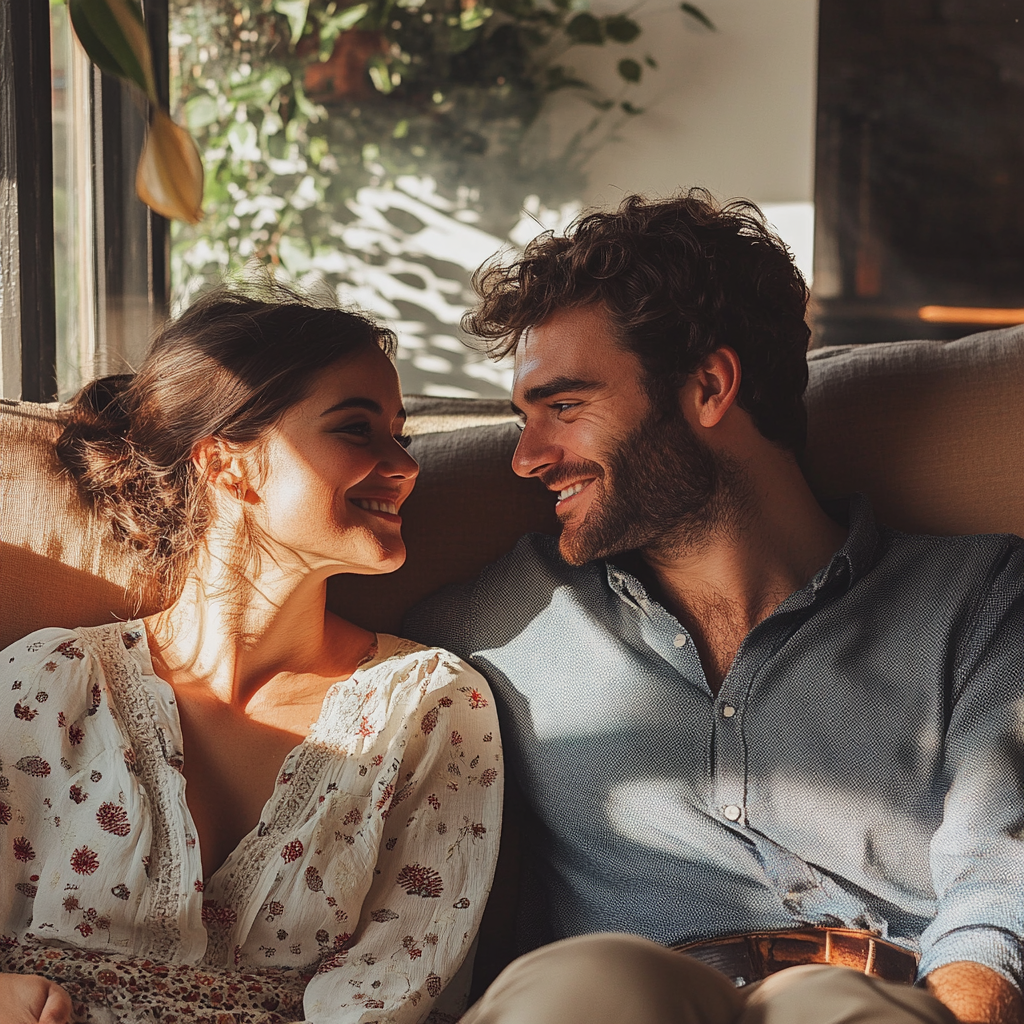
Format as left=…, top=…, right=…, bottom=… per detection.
left=144, top=537, right=372, bottom=708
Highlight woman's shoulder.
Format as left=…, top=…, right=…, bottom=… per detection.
left=0, top=625, right=114, bottom=733
left=373, top=633, right=484, bottom=678
left=368, top=634, right=495, bottom=704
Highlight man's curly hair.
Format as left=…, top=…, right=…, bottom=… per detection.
left=464, top=189, right=812, bottom=453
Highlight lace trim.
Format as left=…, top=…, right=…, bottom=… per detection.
left=200, top=635, right=426, bottom=966
left=83, top=624, right=187, bottom=961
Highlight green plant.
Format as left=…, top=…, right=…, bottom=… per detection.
left=169, top=0, right=712, bottom=300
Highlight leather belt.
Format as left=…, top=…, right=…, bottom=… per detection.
left=672, top=928, right=919, bottom=987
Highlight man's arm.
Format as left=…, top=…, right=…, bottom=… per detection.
left=926, top=962, right=1024, bottom=1024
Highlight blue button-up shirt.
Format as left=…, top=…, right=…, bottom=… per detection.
left=404, top=497, right=1024, bottom=988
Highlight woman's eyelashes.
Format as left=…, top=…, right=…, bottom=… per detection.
left=331, top=420, right=412, bottom=448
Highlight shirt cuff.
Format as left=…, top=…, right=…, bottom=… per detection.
left=918, top=926, right=1024, bottom=992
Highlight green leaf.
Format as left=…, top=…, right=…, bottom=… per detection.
left=367, top=55, right=394, bottom=94
left=459, top=4, right=491, bottom=31
left=67, top=0, right=126, bottom=81
left=273, top=0, right=311, bottom=43
left=69, top=0, right=152, bottom=98
left=617, top=57, right=641, bottom=83
left=326, top=3, right=370, bottom=33
left=566, top=12, right=603, bottom=44
left=621, top=100, right=644, bottom=114
left=603, top=14, right=640, bottom=43
left=184, top=93, right=219, bottom=130
left=680, top=3, right=715, bottom=30
left=448, top=25, right=480, bottom=52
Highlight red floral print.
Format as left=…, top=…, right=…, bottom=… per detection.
left=13, top=836, right=34, bottom=861
left=421, top=706, right=439, bottom=734
left=13, top=703, right=37, bottom=721
left=95, top=802, right=130, bottom=836
left=0, top=801, right=10, bottom=825
left=280, top=839, right=304, bottom=863
left=70, top=846, right=100, bottom=875
left=396, top=864, right=444, bottom=898
left=15, top=756, right=49, bottom=777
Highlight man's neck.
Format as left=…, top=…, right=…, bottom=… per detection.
left=640, top=459, right=848, bottom=694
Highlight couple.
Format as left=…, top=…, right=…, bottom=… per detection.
left=3, top=190, right=1023, bottom=1024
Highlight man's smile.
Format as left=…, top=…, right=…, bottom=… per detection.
left=555, top=479, right=595, bottom=508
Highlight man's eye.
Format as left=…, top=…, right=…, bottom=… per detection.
left=551, top=402, right=578, bottom=414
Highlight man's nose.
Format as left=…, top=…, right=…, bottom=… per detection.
left=511, top=422, right=560, bottom=479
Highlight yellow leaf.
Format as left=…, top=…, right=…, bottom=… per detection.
left=135, top=109, right=204, bottom=223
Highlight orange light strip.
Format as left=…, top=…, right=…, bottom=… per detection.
left=918, top=305, right=1024, bottom=325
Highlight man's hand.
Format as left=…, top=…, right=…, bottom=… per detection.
left=926, top=962, right=1024, bottom=1024
left=0, top=973, right=71, bottom=1024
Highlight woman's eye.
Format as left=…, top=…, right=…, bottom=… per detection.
left=334, top=421, right=372, bottom=440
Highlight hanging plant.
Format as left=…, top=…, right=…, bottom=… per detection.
left=68, top=0, right=205, bottom=223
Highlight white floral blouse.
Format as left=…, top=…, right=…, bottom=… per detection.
left=0, top=623, right=502, bottom=1024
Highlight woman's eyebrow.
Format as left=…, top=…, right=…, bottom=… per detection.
left=320, top=397, right=385, bottom=416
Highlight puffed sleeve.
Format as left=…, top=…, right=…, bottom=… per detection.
left=302, top=649, right=502, bottom=1024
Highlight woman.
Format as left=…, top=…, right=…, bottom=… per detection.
left=0, top=290, right=502, bottom=1024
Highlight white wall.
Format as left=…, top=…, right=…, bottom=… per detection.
left=563, top=0, right=818, bottom=206
left=533, top=0, right=819, bottom=280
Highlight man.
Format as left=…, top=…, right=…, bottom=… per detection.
left=404, top=191, right=1024, bottom=1024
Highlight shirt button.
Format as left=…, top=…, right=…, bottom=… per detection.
left=723, top=805, right=742, bottom=821
left=673, top=633, right=688, bottom=647
left=722, top=706, right=735, bottom=718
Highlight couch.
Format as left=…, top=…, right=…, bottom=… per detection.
left=2, top=325, right=1024, bottom=992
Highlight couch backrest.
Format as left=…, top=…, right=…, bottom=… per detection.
left=2, top=325, right=1022, bottom=650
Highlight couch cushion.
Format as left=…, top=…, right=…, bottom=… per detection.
left=803, top=326, right=1024, bottom=537
left=2, top=324, right=1022, bottom=649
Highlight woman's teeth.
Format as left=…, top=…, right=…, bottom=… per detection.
left=353, top=499, right=398, bottom=514
left=557, top=481, right=589, bottom=501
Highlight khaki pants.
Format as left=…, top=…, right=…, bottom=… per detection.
left=462, top=933, right=957, bottom=1024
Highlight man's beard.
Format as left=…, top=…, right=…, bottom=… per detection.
left=554, top=409, right=748, bottom=566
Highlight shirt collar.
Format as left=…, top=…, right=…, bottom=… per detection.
left=603, top=493, right=881, bottom=608
left=813, top=492, right=881, bottom=594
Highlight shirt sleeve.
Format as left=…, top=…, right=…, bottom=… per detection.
left=918, top=539, right=1024, bottom=991
left=401, top=585, right=477, bottom=664
left=301, top=650, right=502, bottom=1024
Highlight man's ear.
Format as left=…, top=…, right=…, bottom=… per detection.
left=191, top=437, right=255, bottom=503
left=678, top=346, right=742, bottom=429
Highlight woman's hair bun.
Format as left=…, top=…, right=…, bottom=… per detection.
left=56, top=373, right=187, bottom=562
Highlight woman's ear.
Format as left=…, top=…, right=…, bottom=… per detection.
left=192, top=438, right=254, bottom=503
left=678, top=346, right=742, bottom=429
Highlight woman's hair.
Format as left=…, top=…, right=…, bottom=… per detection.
left=465, top=189, right=811, bottom=453
left=56, top=286, right=397, bottom=595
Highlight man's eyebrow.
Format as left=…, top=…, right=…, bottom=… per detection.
left=521, top=377, right=605, bottom=406
left=320, top=397, right=405, bottom=418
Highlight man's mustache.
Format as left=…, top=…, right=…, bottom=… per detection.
left=538, top=461, right=605, bottom=494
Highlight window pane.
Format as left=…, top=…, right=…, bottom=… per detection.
left=50, top=0, right=97, bottom=399
left=167, top=2, right=583, bottom=398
